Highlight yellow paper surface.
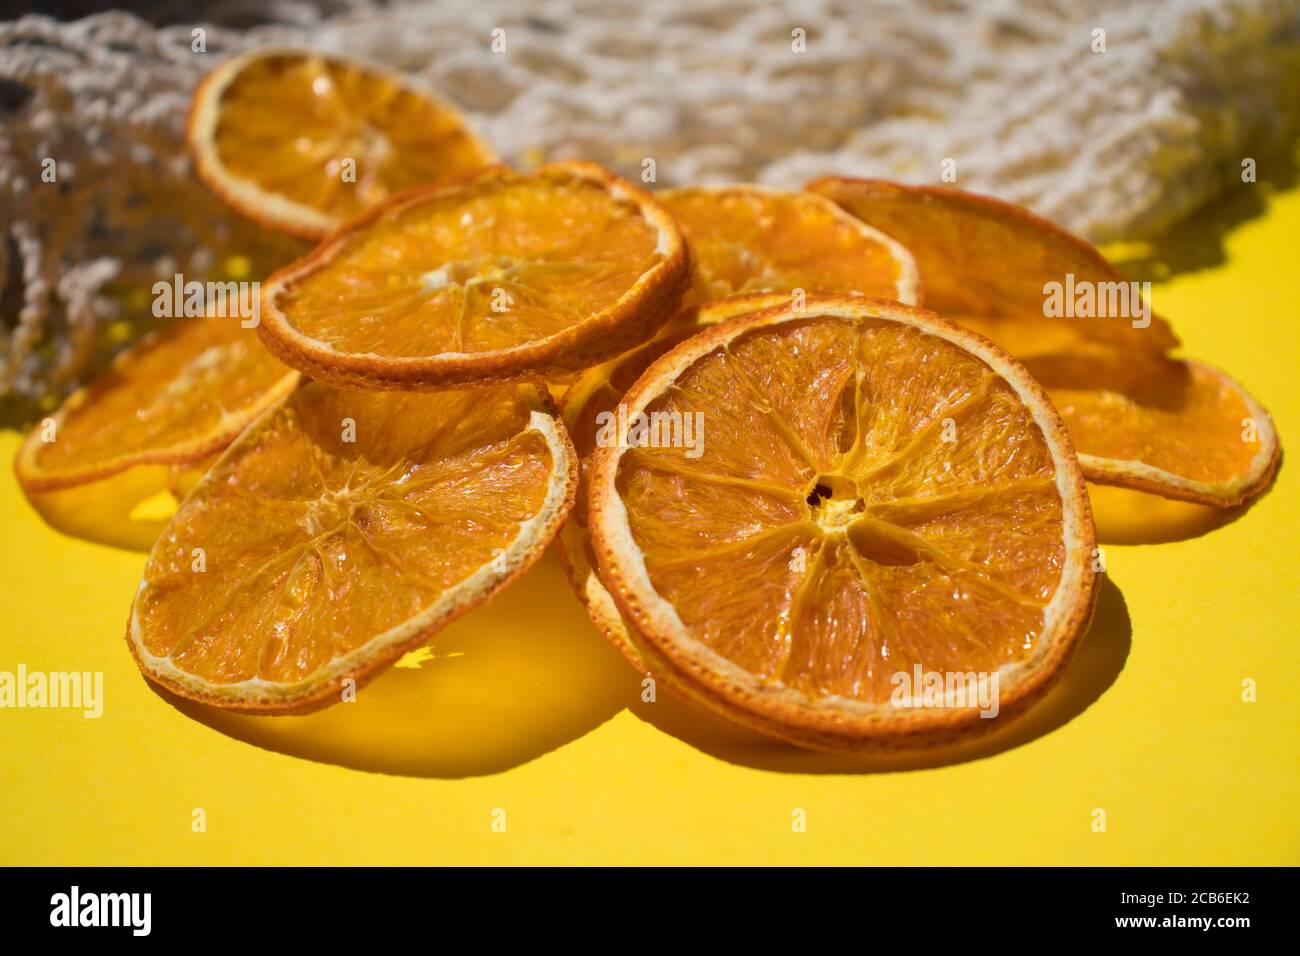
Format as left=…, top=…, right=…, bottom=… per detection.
left=2, top=184, right=1297, bottom=866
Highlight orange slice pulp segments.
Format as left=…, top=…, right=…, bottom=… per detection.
left=128, top=382, right=576, bottom=713
left=587, top=296, right=1097, bottom=751
left=559, top=293, right=790, bottom=671
left=807, top=178, right=1279, bottom=507
left=15, top=316, right=298, bottom=493
left=257, top=162, right=691, bottom=390
left=188, top=48, right=496, bottom=240
left=658, top=185, right=920, bottom=307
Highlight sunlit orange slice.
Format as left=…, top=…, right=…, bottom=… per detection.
left=127, top=382, right=576, bottom=713
left=15, top=317, right=298, bottom=493
left=657, top=185, right=920, bottom=307
left=588, top=296, right=1097, bottom=751
left=257, top=162, right=691, bottom=389
left=188, top=48, right=496, bottom=240
left=808, top=178, right=1279, bottom=506
left=558, top=293, right=789, bottom=671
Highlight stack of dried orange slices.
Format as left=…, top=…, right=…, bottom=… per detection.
left=11, top=48, right=1280, bottom=750
left=807, top=178, right=1280, bottom=507
left=19, top=51, right=694, bottom=713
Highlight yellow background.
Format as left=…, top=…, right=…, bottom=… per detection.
left=2, top=181, right=1297, bottom=866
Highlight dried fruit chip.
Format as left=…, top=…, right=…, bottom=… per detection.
left=588, top=295, right=1097, bottom=751
left=658, top=185, right=920, bottom=307
left=809, top=178, right=1279, bottom=506
left=257, top=162, right=691, bottom=389
left=559, top=293, right=789, bottom=671
left=127, top=382, right=576, bottom=712
left=188, top=47, right=496, bottom=239
left=15, top=317, right=298, bottom=493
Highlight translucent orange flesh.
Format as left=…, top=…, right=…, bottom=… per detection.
left=276, top=169, right=665, bottom=357
left=951, top=327, right=1264, bottom=488
left=613, top=315, right=1065, bottom=703
left=31, top=318, right=294, bottom=480
left=658, top=188, right=908, bottom=307
left=566, top=296, right=787, bottom=526
left=212, top=53, right=494, bottom=223
left=806, top=179, right=1178, bottom=354
left=1040, top=355, right=1262, bottom=482
left=808, top=180, right=1270, bottom=489
left=135, top=384, right=553, bottom=686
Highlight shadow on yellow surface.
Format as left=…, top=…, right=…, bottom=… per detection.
left=21, top=464, right=176, bottom=551
left=19, top=452, right=215, bottom=552
left=157, top=550, right=633, bottom=778
left=151, top=552, right=1131, bottom=779
left=630, top=575, right=1132, bottom=774
left=1087, top=472, right=1281, bottom=545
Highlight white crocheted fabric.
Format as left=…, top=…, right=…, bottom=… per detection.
left=1, top=0, right=1298, bottom=413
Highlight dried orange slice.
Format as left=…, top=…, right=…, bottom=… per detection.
left=588, top=296, right=1097, bottom=751
left=14, top=317, right=298, bottom=494
left=657, top=185, right=920, bottom=307
left=188, top=48, right=496, bottom=240
left=807, top=177, right=1177, bottom=355
left=808, top=178, right=1279, bottom=507
left=127, top=382, right=576, bottom=713
left=558, top=293, right=789, bottom=671
left=257, top=162, right=691, bottom=390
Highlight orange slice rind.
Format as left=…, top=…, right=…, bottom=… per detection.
left=127, top=381, right=576, bottom=713
left=587, top=295, right=1098, bottom=751
left=14, top=317, right=299, bottom=494
left=808, top=178, right=1279, bottom=507
left=188, top=47, right=496, bottom=240
left=806, top=177, right=1177, bottom=355
left=658, top=185, right=920, bottom=307
left=257, top=162, right=691, bottom=390
left=1035, top=353, right=1279, bottom=506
